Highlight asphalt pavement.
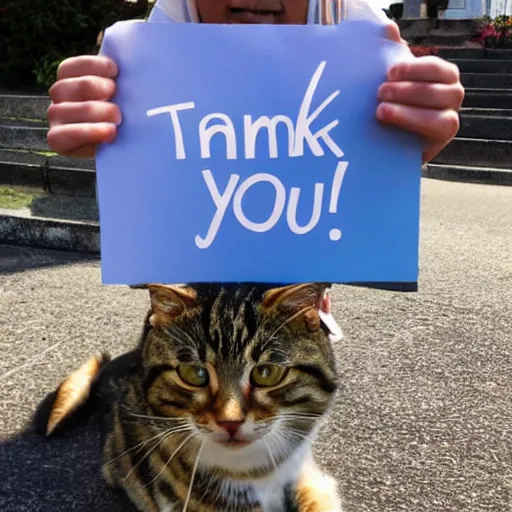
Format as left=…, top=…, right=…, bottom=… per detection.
left=1, top=178, right=511, bottom=512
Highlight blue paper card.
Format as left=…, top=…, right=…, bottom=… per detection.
left=97, top=21, right=421, bottom=285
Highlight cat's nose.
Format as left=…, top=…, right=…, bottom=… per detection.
left=217, top=421, right=243, bottom=438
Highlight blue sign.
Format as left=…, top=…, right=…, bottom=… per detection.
left=96, top=21, right=421, bottom=285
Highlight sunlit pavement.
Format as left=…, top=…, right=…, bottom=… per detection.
left=1, top=178, right=511, bottom=512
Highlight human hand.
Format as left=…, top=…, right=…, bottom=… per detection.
left=47, top=56, right=121, bottom=158
left=377, top=23, right=465, bottom=163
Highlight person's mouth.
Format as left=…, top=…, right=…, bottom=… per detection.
left=226, top=1, right=283, bottom=23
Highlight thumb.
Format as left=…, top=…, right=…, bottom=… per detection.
left=385, top=21, right=407, bottom=44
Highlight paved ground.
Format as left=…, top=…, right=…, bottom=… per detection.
left=1, top=178, right=511, bottom=512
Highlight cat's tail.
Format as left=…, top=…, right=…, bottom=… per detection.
left=33, top=352, right=111, bottom=437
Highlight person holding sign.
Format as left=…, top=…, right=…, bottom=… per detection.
left=37, top=3, right=465, bottom=512
left=47, top=0, right=464, bottom=166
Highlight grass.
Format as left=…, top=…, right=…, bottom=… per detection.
left=0, top=186, right=37, bottom=209
left=2, top=116, right=46, bottom=124
left=0, top=148, right=58, bottom=158
left=34, top=150, right=58, bottom=157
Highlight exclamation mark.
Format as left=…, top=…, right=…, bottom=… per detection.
left=328, top=161, right=348, bottom=241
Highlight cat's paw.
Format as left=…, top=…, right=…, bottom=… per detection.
left=295, top=469, right=343, bottom=512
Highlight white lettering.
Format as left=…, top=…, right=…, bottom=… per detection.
left=195, top=170, right=240, bottom=249
left=199, top=114, right=237, bottom=160
left=243, top=115, right=295, bottom=159
left=146, top=102, right=195, bottom=160
left=287, top=184, right=324, bottom=234
left=233, top=173, right=286, bottom=232
left=293, top=61, right=344, bottom=158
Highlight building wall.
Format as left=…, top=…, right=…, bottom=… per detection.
left=403, top=0, right=512, bottom=18
left=403, top=0, right=423, bottom=18
left=489, top=0, right=512, bottom=16
left=442, top=0, right=485, bottom=19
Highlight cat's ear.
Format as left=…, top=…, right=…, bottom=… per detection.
left=147, top=284, right=198, bottom=328
left=262, top=283, right=342, bottom=342
left=261, top=283, right=330, bottom=313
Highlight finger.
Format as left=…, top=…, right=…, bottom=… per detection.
left=57, top=56, right=118, bottom=80
left=61, top=145, right=99, bottom=159
left=47, top=101, right=122, bottom=127
left=385, top=22, right=407, bottom=45
left=47, top=123, right=117, bottom=155
left=422, top=142, right=448, bottom=164
left=389, top=56, right=460, bottom=84
left=49, top=76, right=116, bottom=104
left=379, top=82, right=465, bottom=110
left=377, top=102, right=460, bottom=148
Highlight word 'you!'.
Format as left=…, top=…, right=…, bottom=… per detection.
left=147, top=61, right=349, bottom=249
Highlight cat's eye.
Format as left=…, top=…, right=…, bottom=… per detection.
left=177, top=364, right=209, bottom=387
left=251, top=364, right=287, bottom=387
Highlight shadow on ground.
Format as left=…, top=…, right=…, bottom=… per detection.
left=0, top=421, right=135, bottom=512
left=0, top=244, right=98, bottom=275
left=30, top=195, right=99, bottom=222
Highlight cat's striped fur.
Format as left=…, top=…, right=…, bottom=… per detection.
left=36, top=283, right=342, bottom=511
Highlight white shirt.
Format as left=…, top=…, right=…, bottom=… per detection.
left=150, top=0, right=390, bottom=25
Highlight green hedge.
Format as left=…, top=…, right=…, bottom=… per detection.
left=0, top=0, right=152, bottom=90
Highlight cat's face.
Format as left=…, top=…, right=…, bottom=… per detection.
left=140, top=283, right=338, bottom=472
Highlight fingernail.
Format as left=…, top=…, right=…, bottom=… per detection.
left=106, top=126, right=118, bottom=143
left=379, top=86, right=394, bottom=102
left=114, top=110, right=122, bottom=126
left=377, top=103, right=394, bottom=122
left=388, top=66, right=401, bottom=81
left=376, top=104, right=386, bottom=121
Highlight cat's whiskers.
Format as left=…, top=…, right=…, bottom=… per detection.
left=126, top=412, right=190, bottom=423
left=142, top=432, right=197, bottom=488
left=271, top=430, right=298, bottom=458
left=262, top=437, right=279, bottom=471
left=103, top=428, right=180, bottom=468
left=259, top=413, right=321, bottom=426
left=278, top=412, right=322, bottom=419
left=169, top=327, right=201, bottom=353
left=182, top=438, right=206, bottom=512
left=285, top=429, right=309, bottom=440
left=125, top=425, right=195, bottom=481
left=279, top=428, right=310, bottom=445
left=197, top=470, right=217, bottom=504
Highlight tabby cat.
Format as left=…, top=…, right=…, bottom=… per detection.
left=36, top=282, right=343, bottom=512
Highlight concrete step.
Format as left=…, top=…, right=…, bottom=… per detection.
left=0, top=183, right=99, bottom=253
left=435, top=19, right=477, bottom=33
left=463, top=90, right=512, bottom=109
left=434, top=137, right=512, bottom=169
left=399, top=19, right=476, bottom=37
left=461, top=73, right=512, bottom=89
left=439, top=48, right=512, bottom=60
left=0, top=122, right=48, bottom=151
left=414, top=34, right=470, bottom=46
left=424, top=163, right=512, bottom=186
left=459, top=114, right=512, bottom=140
left=461, top=108, right=512, bottom=117
left=0, top=211, right=99, bottom=254
left=0, top=160, right=96, bottom=197
left=0, top=148, right=95, bottom=171
left=0, top=95, right=49, bottom=120
left=451, top=59, right=512, bottom=74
